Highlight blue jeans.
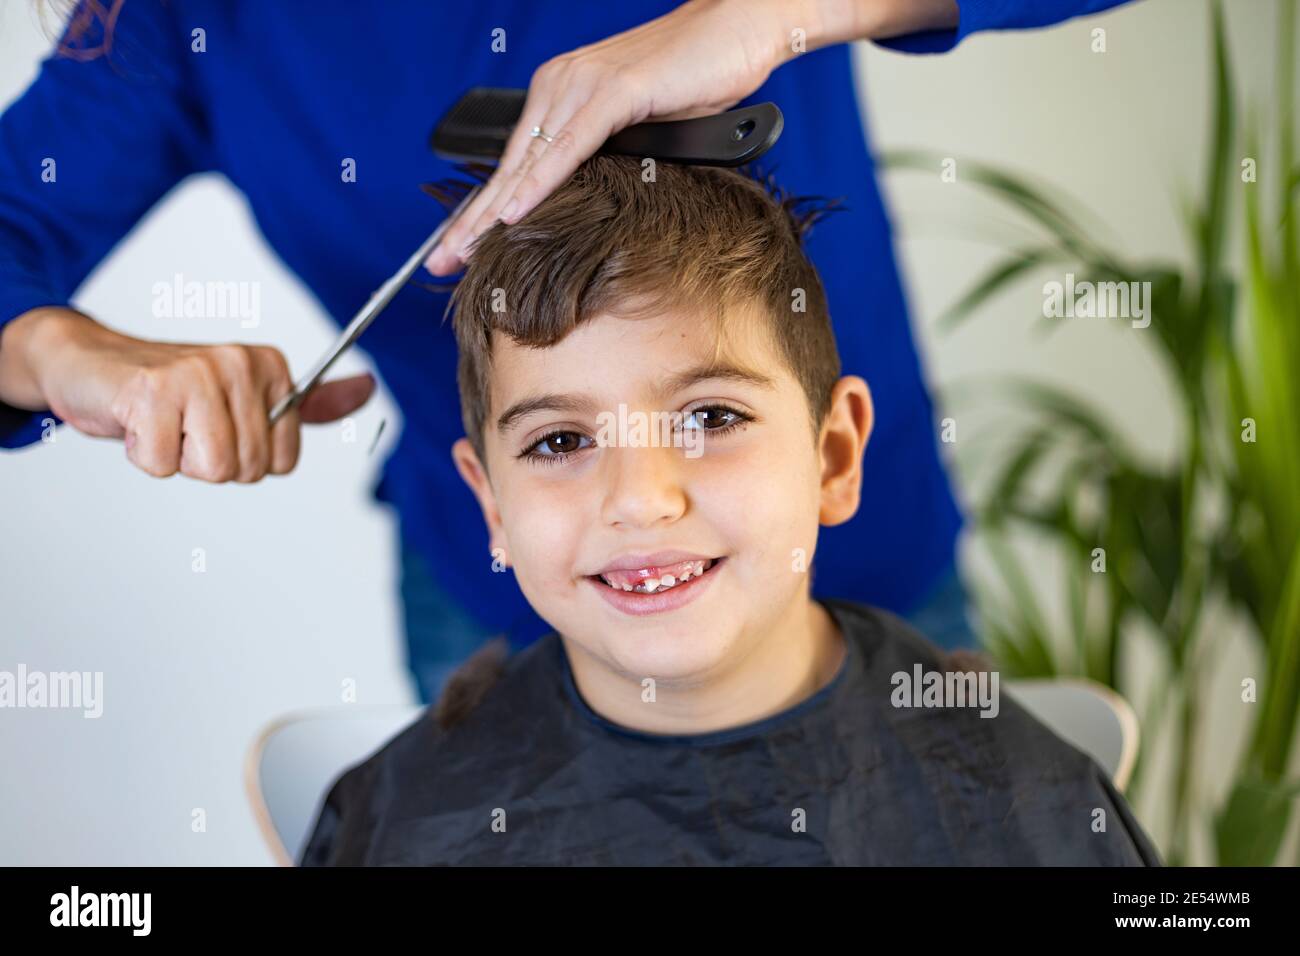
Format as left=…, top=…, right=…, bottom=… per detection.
left=398, top=540, right=501, bottom=705
left=901, top=561, right=979, bottom=653
left=399, top=539, right=978, bottom=705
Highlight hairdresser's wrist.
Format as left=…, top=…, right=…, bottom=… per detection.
left=758, top=0, right=961, bottom=66
left=0, top=306, right=109, bottom=410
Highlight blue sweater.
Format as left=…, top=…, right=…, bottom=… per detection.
left=0, top=0, right=1131, bottom=643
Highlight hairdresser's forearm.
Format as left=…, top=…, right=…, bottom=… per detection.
left=740, top=0, right=960, bottom=63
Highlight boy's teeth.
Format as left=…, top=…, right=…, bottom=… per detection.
left=599, top=559, right=713, bottom=593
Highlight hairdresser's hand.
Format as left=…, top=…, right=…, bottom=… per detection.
left=423, top=0, right=788, bottom=276
left=424, top=0, right=959, bottom=276
left=0, top=306, right=375, bottom=482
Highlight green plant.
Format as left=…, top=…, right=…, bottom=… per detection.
left=880, top=0, right=1299, bottom=866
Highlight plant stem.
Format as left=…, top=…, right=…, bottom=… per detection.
left=1128, top=666, right=1173, bottom=803
left=1167, top=671, right=1202, bottom=867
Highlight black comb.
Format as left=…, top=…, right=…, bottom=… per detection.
left=431, top=87, right=782, bottom=167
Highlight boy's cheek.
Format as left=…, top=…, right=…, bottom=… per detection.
left=695, top=436, right=815, bottom=513
left=702, top=454, right=820, bottom=579
left=497, top=494, right=585, bottom=583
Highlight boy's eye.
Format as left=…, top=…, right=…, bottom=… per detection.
left=522, top=430, right=593, bottom=461
left=682, top=406, right=744, bottom=430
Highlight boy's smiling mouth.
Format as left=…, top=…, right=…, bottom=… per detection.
left=583, top=552, right=727, bottom=616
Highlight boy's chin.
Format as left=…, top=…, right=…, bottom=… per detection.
left=584, top=620, right=744, bottom=685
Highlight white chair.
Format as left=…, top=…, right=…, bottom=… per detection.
left=245, top=705, right=425, bottom=867
left=1004, top=677, right=1139, bottom=791
left=247, top=679, right=1138, bottom=865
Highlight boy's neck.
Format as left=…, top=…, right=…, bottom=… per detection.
left=560, top=594, right=847, bottom=737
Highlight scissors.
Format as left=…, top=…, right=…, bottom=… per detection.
left=267, top=184, right=480, bottom=425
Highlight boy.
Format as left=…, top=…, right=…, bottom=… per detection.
left=301, top=156, right=1161, bottom=866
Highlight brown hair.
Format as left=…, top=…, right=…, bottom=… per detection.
left=433, top=155, right=844, bottom=464
left=42, top=0, right=128, bottom=61
left=432, top=635, right=510, bottom=730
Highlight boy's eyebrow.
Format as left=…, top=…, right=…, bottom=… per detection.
left=659, top=361, right=778, bottom=396
left=495, top=362, right=777, bottom=435
left=496, top=394, right=599, bottom=434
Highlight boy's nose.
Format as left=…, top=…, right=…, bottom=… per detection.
left=598, top=443, right=688, bottom=530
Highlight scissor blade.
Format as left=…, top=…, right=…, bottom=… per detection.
left=268, top=184, right=482, bottom=425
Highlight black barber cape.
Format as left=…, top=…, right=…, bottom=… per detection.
left=301, top=599, right=1162, bottom=866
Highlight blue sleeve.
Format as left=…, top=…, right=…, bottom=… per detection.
left=0, top=0, right=209, bottom=449
left=876, top=0, right=1137, bottom=54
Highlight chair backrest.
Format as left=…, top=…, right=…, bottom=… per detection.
left=247, top=679, right=1138, bottom=864
left=245, top=705, right=425, bottom=866
left=1004, top=677, right=1139, bottom=790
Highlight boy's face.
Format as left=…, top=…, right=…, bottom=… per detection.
left=453, top=303, right=871, bottom=685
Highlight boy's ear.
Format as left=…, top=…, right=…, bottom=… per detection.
left=451, top=437, right=510, bottom=565
left=817, top=376, right=873, bottom=527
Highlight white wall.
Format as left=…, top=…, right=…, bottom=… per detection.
left=0, top=0, right=1287, bottom=864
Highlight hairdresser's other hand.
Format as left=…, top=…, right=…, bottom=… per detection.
left=0, top=306, right=375, bottom=482
left=424, top=0, right=960, bottom=276
left=423, top=0, right=786, bottom=276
